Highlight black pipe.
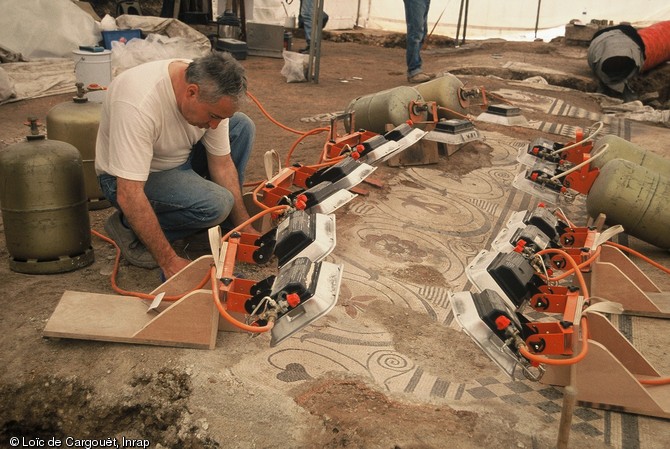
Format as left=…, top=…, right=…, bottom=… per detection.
left=455, top=0, right=465, bottom=45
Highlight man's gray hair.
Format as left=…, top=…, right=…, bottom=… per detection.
left=185, top=51, right=247, bottom=104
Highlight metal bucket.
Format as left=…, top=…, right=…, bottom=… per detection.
left=71, top=49, right=112, bottom=103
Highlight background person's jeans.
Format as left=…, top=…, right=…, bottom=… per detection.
left=300, top=0, right=329, bottom=46
left=98, top=112, right=255, bottom=241
left=404, top=0, right=431, bottom=76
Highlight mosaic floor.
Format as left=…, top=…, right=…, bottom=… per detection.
left=221, top=107, right=670, bottom=448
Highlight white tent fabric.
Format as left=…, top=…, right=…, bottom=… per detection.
left=229, top=0, right=670, bottom=41
left=0, top=0, right=100, bottom=59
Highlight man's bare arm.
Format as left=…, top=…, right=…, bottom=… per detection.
left=207, top=153, right=258, bottom=234
left=116, top=178, right=190, bottom=277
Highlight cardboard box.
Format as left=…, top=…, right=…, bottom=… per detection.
left=245, top=22, right=284, bottom=58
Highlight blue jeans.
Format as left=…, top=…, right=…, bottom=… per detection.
left=98, top=112, right=255, bottom=241
left=404, top=0, right=430, bottom=76
left=301, top=0, right=328, bottom=46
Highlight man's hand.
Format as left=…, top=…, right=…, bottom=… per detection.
left=162, top=254, right=192, bottom=279
left=238, top=223, right=261, bottom=236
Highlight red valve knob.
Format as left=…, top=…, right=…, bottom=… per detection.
left=286, top=293, right=300, bottom=308
left=513, top=239, right=527, bottom=253
left=295, top=194, right=307, bottom=210
left=495, top=315, right=511, bottom=331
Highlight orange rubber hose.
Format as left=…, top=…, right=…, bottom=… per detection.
left=604, top=241, right=670, bottom=275
left=222, top=205, right=289, bottom=241
left=285, top=127, right=330, bottom=166
left=638, top=377, right=670, bottom=386
left=537, top=247, right=590, bottom=299
left=91, top=229, right=209, bottom=301
left=519, top=247, right=590, bottom=366
left=538, top=245, right=602, bottom=283
left=246, top=91, right=306, bottom=135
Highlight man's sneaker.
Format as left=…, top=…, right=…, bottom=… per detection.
left=104, top=211, right=159, bottom=269
left=407, top=72, right=436, bottom=83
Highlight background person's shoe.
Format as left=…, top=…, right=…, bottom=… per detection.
left=104, top=211, right=159, bottom=269
left=407, top=72, right=436, bottom=83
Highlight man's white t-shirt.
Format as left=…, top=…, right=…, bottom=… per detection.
left=95, top=59, right=231, bottom=181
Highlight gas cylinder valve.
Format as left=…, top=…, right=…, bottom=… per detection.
left=527, top=170, right=565, bottom=193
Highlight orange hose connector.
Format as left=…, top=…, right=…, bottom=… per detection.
left=519, top=317, right=590, bottom=366
left=209, top=266, right=274, bottom=333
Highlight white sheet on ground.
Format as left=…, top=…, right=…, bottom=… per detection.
left=0, top=0, right=100, bottom=59
left=0, top=59, right=76, bottom=105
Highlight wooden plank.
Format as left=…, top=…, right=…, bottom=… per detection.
left=387, top=140, right=439, bottom=167
left=151, top=255, right=214, bottom=297
left=598, top=245, right=661, bottom=292
left=573, top=341, right=670, bottom=419
left=586, top=312, right=659, bottom=377
left=591, top=262, right=667, bottom=316
left=43, top=289, right=218, bottom=349
left=540, top=312, right=670, bottom=419
left=134, top=290, right=218, bottom=349
left=44, top=291, right=153, bottom=339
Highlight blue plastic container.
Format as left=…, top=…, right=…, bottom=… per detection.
left=101, top=29, right=142, bottom=49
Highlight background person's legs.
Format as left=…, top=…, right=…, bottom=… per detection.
left=299, top=0, right=329, bottom=53
left=404, top=0, right=431, bottom=79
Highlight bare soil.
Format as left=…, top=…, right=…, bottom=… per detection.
left=1, top=7, right=669, bottom=449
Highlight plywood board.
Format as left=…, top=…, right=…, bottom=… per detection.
left=590, top=246, right=670, bottom=317
left=387, top=139, right=440, bottom=166
left=44, top=289, right=218, bottom=349
left=540, top=313, right=670, bottom=419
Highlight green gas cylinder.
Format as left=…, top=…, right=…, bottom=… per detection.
left=345, top=86, right=428, bottom=134
left=590, top=135, right=670, bottom=177
left=46, top=84, right=109, bottom=209
left=0, top=118, right=94, bottom=273
left=587, top=158, right=670, bottom=249
left=414, top=73, right=470, bottom=120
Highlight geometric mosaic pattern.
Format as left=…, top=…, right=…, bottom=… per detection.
left=242, top=102, right=669, bottom=448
